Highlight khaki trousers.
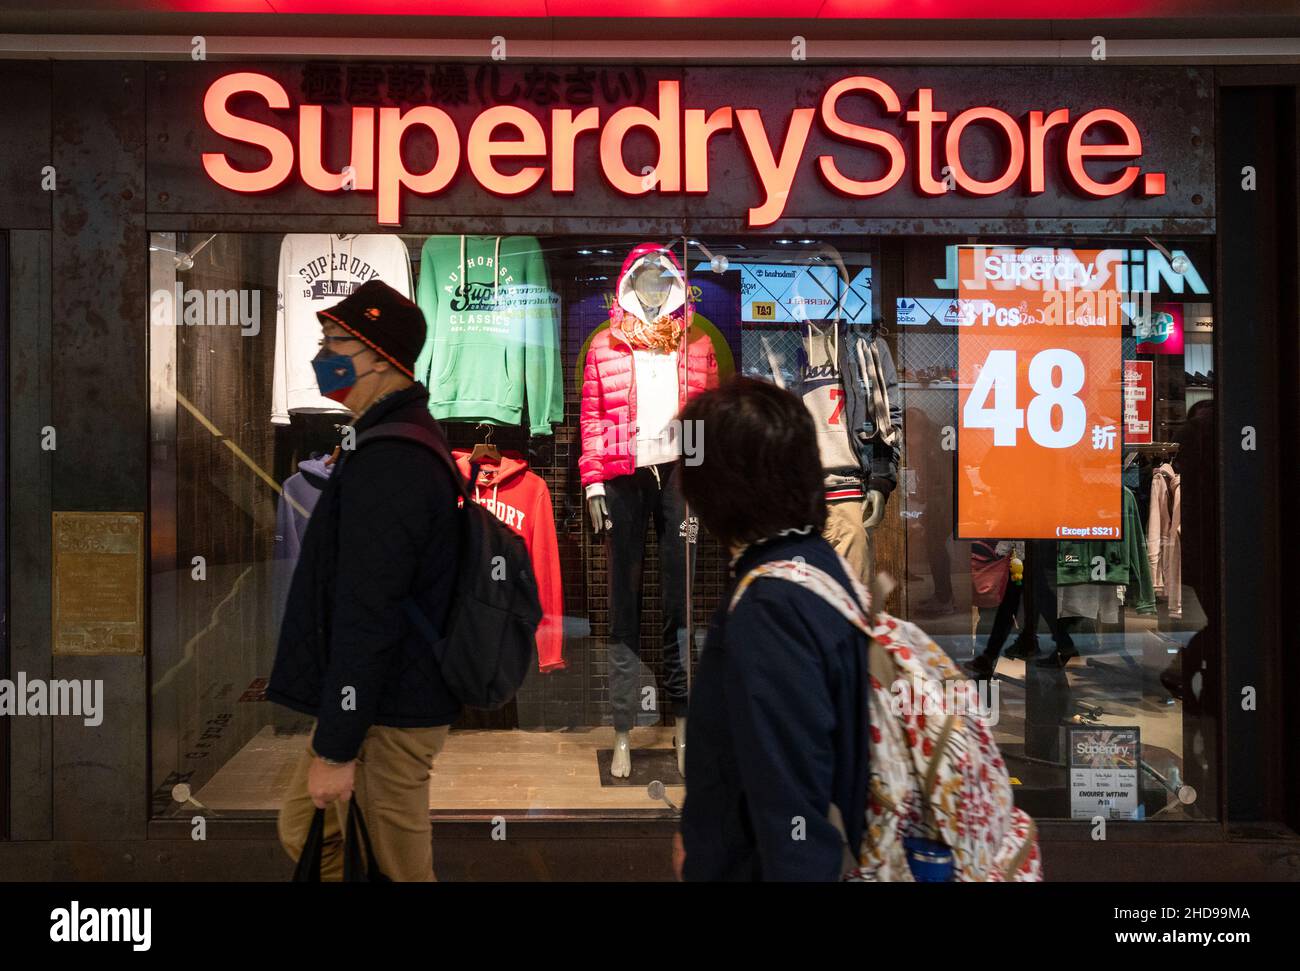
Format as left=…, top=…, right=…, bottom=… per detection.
left=278, top=723, right=449, bottom=882
left=823, top=499, right=871, bottom=582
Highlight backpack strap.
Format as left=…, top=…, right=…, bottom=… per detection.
left=354, top=421, right=470, bottom=500
left=351, top=421, right=467, bottom=654
left=728, top=558, right=874, bottom=636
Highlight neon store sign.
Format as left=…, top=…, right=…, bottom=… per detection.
left=201, top=71, right=1168, bottom=228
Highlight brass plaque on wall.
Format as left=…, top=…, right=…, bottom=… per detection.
left=52, top=511, right=144, bottom=656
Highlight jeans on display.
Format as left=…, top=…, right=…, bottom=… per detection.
left=603, top=461, right=694, bottom=732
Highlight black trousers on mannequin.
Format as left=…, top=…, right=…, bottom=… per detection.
left=603, top=462, right=694, bottom=733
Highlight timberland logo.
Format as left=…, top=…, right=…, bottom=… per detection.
left=49, top=901, right=151, bottom=951
left=150, top=284, right=261, bottom=336
left=0, top=673, right=104, bottom=727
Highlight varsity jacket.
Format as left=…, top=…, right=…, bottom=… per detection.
left=453, top=448, right=565, bottom=673
left=751, top=321, right=901, bottom=496
left=579, top=243, right=719, bottom=493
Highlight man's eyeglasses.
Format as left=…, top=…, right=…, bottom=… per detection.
left=317, top=334, right=358, bottom=351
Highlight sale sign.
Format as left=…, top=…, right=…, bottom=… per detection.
left=956, top=246, right=1124, bottom=540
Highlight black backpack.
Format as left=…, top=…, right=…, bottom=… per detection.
left=354, top=421, right=543, bottom=709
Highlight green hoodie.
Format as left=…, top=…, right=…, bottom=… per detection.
left=1056, top=487, right=1155, bottom=613
left=415, top=235, right=563, bottom=435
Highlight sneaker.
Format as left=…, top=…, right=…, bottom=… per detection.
left=1035, top=644, right=1080, bottom=668
left=1003, top=638, right=1038, bottom=661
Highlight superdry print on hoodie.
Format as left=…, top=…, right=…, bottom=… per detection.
left=415, top=235, right=563, bottom=436
left=271, top=233, right=413, bottom=424
left=453, top=448, right=565, bottom=673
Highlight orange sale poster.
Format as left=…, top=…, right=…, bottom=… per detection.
left=956, top=246, right=1124, bottom=540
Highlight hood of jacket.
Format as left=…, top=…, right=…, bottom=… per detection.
left=452, top=447, right=529, bottom=492
left=611, top=242, right=691, bottom=334
left=297, top=454, right=334, bottom=490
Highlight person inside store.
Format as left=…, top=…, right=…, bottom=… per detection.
left=674, top=377, right=871, bottom=881
left=267, top=279, right=464, bottom=882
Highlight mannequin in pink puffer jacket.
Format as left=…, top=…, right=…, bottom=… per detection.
left=579, top=243, right=719, bottom=488
left=579, top=242, right=720, bottom=782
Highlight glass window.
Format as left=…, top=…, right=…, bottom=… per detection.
left=147, top=231, right=1215, bottom=823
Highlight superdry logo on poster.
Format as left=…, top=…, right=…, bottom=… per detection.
left=200, top=72, right=1169, bottom=227
left=955, top=246, right=1124, bottom=540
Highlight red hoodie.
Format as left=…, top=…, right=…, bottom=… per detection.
left=452, top=448, right=565, bottom=673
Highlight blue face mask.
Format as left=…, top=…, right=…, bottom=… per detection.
left=312, top=345, right=374, bottom=403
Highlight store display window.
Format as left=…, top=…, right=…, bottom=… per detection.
left=147, top=231, right=1215, bottom=822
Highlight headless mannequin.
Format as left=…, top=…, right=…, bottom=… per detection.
left=801, top=318, right=889, bottom=575
left=589, top=262, right=689, bottom=778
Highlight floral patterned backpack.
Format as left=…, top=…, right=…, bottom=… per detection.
left=728, top=557, right=1042, bottom=882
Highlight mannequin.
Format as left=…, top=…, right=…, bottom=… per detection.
left=760, top=289, right=901, bottom=581
left=579, top=243, right=720, bottom=779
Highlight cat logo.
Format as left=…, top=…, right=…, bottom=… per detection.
left=364, top=306, right=381, bottom=320
left=751, top=301, right=776, bottom=320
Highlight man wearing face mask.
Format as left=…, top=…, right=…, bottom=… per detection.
left=269, top=278, right=464, bottom=882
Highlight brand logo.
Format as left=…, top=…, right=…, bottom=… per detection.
left=201, top=72, right=1166, bottom=228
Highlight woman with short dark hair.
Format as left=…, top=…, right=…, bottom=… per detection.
left=676, top=377, right=871, bottom=881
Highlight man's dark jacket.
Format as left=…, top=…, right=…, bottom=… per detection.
left=681, top=532, right=871, bottom=881
left=267, top=384, right=463, bottom=762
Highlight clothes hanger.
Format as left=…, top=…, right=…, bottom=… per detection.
left=323, top=421, right=349, bottom=467
left=469, top=423, right=501, bottom=464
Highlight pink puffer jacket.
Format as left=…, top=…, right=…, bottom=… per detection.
left=580, top=244, right=719, bottom=487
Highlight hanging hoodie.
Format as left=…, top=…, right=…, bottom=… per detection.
left=271, top=233, right=413, bottom=424
left=579, top=243, right=719, bottom=494
left=272, top=455, right=334, bottom=629
left=452, top=448, right=565, bottom=673
left=416, top=235, right=563, bottom=435
left=1147, top=462, right=1182, bottom=617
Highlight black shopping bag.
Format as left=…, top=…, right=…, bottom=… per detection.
left=292, top=802, right=390, bottom=883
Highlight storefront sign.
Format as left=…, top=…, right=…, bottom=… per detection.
left=201, top=71, right=1168, bottom=227
left=1069, top=726, right=1141, bottom=820
left=956, top=246, right=1124, bottom=539
left=52, top=512, right=144, bottom=656
left=1123, top=360, right=1155, bottom=445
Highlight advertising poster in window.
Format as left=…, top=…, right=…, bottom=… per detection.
left=1123, top=359, right=1155, bottom=445
left=1069, top=726, right=1142, bottom=820
left=956, top=246, right=1124, bottom=540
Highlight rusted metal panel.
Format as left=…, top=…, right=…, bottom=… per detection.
left=0, top=61, right=52, bottom=230
left=49, top=60, right=149, bottom=841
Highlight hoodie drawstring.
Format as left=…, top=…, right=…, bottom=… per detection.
left=459, top=235, right=503, bottom=306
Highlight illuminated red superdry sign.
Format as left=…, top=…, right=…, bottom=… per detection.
left=202, top=71, right=1167, bottom=228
